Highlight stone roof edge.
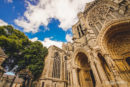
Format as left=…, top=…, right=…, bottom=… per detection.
left=0, top=47, right=8, bottom=58
left=72, top=0, right=99, bottom=28
left=83, top=0, right=99, bottom=15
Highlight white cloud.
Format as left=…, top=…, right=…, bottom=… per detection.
left=30, top=37, right=63, bottom=48
left=41, top=38, right=63, bottom=48
left=15, top=0, right=93, bottom=33
left=7, top=0, right=13, bottom=3
left=66, top=34, right=73, bottom=42
left=30, top=37, right=38, bottom=42
left=0, top=19, right=8, bottom=26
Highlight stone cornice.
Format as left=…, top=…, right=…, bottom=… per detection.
left=39, top=77, right=67, bottom=82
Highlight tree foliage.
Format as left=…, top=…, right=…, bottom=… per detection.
left=0, top=25, right=48, bottom=80
left=18, top=41, right=48, bottom=79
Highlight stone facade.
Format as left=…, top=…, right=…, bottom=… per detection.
left=0, top=74, right=23, bottom=87
left=0, top=47, right=7, bottom=80
left=38, top=0, right=130, bottom=87
left=0, top=47, right=7, bottom=66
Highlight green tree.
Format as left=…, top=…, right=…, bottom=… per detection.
left=18, top=41, right=48, bottom=79
left=0, top=25, right=29, bottom=70
left=0, top=25, right=48, bottom=80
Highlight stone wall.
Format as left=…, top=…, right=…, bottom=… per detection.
left=38, top=0, right=130, bottom=87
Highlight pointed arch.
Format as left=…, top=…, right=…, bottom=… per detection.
left=52, top=52, right=61, bottom=78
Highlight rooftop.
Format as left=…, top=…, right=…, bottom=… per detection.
left=0, top=47, right=7, bottom=58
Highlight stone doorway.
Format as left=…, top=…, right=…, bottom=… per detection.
left=75, top=52, right=96, bottom=87
left=99, top=20, right=130, bottom=85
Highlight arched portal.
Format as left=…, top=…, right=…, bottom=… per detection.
left=75, top=52, right=96, bottom=87
left=98, top=20, right=130, bottom=83
left=105, top=24, right=130, bottom=59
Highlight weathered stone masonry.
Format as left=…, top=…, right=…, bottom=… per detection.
left=38, top=0, right=130, bottom=87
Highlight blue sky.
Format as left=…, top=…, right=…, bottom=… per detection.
left=0, top=0, right=92, bottom=48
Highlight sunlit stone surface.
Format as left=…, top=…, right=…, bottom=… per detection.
left=38, top=0, right=130, bottom=87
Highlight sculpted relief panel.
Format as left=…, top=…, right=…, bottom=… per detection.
left=85, top=0, right=130, bottom=36
left=87, top=4, right=109, bottom=27
left=86, top=3, right=111, bottom=36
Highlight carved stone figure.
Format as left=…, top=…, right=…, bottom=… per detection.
left=38, top=0, right=130, bottom=87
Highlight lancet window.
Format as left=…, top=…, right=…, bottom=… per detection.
left=64, top=56, right=68, bottom=80
left=77, top=26, right=81, bottom=38
left=77, top=24, right=84, bottom=38
left=52, top=52, right=61, bottom=78
left=79, top=24, right=84, bottom=35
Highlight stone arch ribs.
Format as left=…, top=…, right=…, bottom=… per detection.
left=97, top=18, right=130, bottom=86
left=74, top=52, right=96, bottom=87
left=97, top=18, right=130, bottom=56
left=72, top=48, right=103, bottom=87
left=84, top=0, right=130, bottom=38
left=73, top=48, right=91, bottom=68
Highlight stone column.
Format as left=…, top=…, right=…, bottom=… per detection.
left=95, top=60, right=112, bottom=87
left=89, top=59, right=102, bottom=87
left=29, top=78, right=32, bottom=87
left=0, top=78, right=6, bottom=87
left=91, top=53, right=111, bottom=87
left=69, top=71, right=73, bottom=87
left=25, top=78, right=28, bottom=87
left=2, top=78, right=8, bottom=87
left=0, top=72, right=3, bottom=80
left=72, top=68, right=80, bottom=87
left=104, top=54, right=128, bottom=87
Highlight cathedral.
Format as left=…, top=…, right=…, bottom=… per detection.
left=38, top=0, right=130, bottom=87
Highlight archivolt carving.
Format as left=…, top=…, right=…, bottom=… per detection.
left=87, top=4, right=109, bottom=27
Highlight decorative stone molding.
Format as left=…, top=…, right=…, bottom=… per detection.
left=97, top=17, right=130, bottom=54
left=38, top=0, right=130, bottom=87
